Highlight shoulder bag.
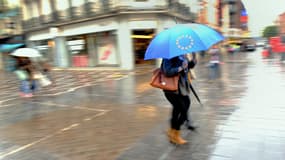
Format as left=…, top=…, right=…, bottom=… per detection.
left=150, top=68, right=179, bottom=91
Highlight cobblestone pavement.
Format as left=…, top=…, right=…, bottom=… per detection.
left=0, top=49, right=285, bottom=160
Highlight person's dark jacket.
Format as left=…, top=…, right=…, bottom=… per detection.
left=161, top=56, right=196, bottom=95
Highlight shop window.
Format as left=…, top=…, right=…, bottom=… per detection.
left=67, top=36, right=88, bottom=67
left=41, top=0, right=52, bottom=15
left=95, top=31, right=118, bottom=65
left=34, top=40, right=53, bottom=62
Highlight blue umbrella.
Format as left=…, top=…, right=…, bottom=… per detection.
left=144, top=23, right=224, bottom=60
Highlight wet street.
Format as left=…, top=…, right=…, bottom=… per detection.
left=1, top=48, right=285, bottom=160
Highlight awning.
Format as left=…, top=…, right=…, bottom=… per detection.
left=0, top=43, right=24, bottom=52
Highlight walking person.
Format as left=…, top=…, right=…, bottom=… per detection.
left=208, top=45, right=221, bottom=80
left=14, top=57, right=37, bottom=97
left=162, top=54, right=197, bottom=145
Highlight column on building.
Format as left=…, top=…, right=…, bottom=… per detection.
left=54, top=36, right=69, bottom=67
left=117, top=17, right=134, bottom=70
left=87, top=35, right=96, bottom=67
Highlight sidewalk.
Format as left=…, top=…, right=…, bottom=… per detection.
left=0, top=51, right=285, bottom=160
left=118, top=50, right=285, bottom=160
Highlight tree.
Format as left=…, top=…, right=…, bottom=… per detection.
left=262, top=25, right=279, bottom=38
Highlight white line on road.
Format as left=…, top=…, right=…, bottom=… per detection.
left=0, top=98, right=18, bottom=108
left=30, top=101, right=108, bottom=112
left=0, top=110, right=110, bottom=159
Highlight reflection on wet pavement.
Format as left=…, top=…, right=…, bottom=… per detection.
left=0, top=49, right=285, bottom=159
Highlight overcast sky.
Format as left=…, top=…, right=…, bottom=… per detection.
left=242, top=0, right=285, bottom=37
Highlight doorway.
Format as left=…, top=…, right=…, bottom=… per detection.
left=132, top=29, right=155, bottom=65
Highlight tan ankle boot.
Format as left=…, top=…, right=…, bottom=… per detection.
left=172, top=129, right=188, bottom=145
left=167, top=128, right=174, bottom=142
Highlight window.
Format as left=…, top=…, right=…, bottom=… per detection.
left=40, top=0, right=52, bottom=15
left=71, top=0, right=84, bottom=7
left=55, top=0, right=69, bottom=10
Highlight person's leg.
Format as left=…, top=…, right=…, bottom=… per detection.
left=19, top=80, right=25, bottom=96
left=21, top=80, right=33, bottom=97
left=209, top=64, right=215, bottom=80
left=30, top=79, right=37, bottom=93
left=178, top=95, right=190, bottom=128
left=164, top=92, right=187, bottom=144
left=164, top=92, right=182, bottom=130
left=214, top=63, right=220, bottom=79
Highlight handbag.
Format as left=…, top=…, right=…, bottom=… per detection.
left=38, top=75, right=52, bottom=87
left=33, top=72, right=44, bottom=79
left=150, top=68, right=179, bottom=91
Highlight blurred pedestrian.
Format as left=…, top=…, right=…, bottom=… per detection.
left=14, top=57, right=37, bottom=97
left=208, top=45, right=221, bottom=80
left=39, top=58, right=52, bottom=80
left=162, top=54, right=197, bottom=145
left=263, top=44, right=273, bottom=59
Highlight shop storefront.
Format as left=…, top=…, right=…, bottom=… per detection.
left=66, top=35, right=88, bottom=67
left=33, top=40, right=53, bottom=61
left=25, top=15, right=177, bottom=70
left=65, top=31, right=119, bottom=67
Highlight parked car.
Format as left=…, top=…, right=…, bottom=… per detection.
left=256, top=40, right=266, bottom=47
left=241, top=39, right=256, bottom=52
left=245, top=43, right=256, bottom=51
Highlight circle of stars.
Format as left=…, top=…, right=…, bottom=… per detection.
left=176, top=35, right=194, bottom=50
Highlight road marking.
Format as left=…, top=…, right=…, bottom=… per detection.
left=30, top=101, right=109, bottom=112
left=0, top=98, right=18, bottom=108
left=0, top=110, right=110, bottom=159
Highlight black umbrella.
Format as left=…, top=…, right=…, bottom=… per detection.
left=189, top=83, right=203, bottom=107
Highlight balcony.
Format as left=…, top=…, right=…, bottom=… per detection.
left=70, top=5, right=85, bottom=19
left=40, top=14, right=53, bottom=24
left=22, top=0, right=195, bottom=32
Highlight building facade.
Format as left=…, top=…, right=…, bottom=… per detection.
left=21, top=0, right=197, bottom=70
left=0, top=0, right=23, bottom=71
left=220, top=0, right=249, bottom=39
left=196, top=0, right=248, bottom=39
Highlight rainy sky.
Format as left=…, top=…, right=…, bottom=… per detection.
left=242, top=0, right=285, bottom=37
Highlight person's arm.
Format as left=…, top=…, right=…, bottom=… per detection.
left=188, top=54, right=197, bottom=69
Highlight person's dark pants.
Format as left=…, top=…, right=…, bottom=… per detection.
left=30, top=79, right=37, bottom=92
left=164, top=92, right=190, bottom=130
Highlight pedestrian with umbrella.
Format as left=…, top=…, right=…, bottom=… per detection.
left=11, top=48, right=42, bottom=97
left=145, top=23, right=224, bottom=145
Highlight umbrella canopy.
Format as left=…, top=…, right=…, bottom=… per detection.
left=10, top=48, right=42, bottom=57
left=144, top=23, right=224, bottom=60
left=0, top=43, right=24, bottom=52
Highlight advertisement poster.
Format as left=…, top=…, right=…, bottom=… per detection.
left=98, top=43, right=117, bottom=65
